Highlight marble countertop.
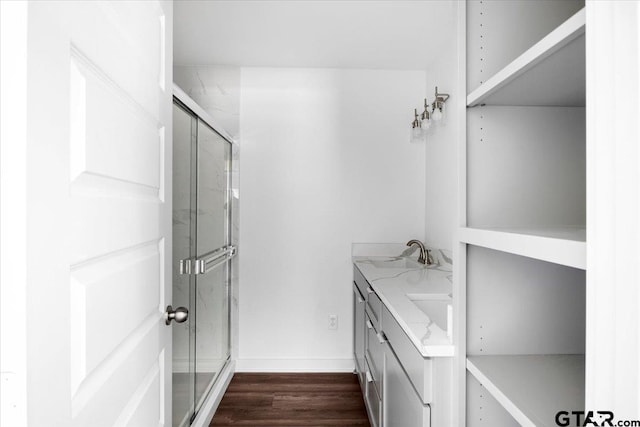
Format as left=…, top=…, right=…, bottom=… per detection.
left=353, top=244, right=454, bottom=357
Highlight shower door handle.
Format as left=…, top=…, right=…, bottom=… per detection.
left=165, top=305, right=189, bottom=325
left=179, top=259, right=192, bottom=275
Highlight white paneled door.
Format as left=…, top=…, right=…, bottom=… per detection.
left=3, top=1, right=173, bottom=426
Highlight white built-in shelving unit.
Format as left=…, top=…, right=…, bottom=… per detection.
left=459, top=1, right=587, bottom=426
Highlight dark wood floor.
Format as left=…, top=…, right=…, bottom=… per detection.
left=210, top=373, right=371, bottom=426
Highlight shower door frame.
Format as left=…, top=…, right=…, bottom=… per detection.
left=172, top=85, right=236, bottom=427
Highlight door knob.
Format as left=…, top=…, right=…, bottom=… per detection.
left=165, top=305, right=189, bottom=325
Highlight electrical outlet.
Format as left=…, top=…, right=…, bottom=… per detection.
left=328, top=314, right=338, bottom=330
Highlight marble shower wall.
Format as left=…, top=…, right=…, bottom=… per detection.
left=174, top=66, right=240, bottom=141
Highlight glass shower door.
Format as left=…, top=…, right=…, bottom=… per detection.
left=193, top=120, right=231, bottom=413
left=171, top=98, right=233, bottom=426
left=172, top=102, right=197, bottom=427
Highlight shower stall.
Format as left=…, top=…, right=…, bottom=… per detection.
left=171, top=91, right=235, bottom=426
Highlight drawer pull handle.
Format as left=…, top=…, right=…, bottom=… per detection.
left=366, top=371, right=373, bottom=383
left=366, top=320, right=373, bottom=329
left=358, top=296, right=364, bottom=304
left=376, top=332, right=386, bottom=344
left=367, top=287, right=374, bottom=294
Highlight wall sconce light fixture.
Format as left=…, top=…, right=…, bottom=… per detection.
left=431, top=86, right=449, bottom=122
left=410, top=86, right=450, bottom=141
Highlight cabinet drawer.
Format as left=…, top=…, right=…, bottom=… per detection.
left=354, top=264, right=382, bottom=324
left=366, top=315, right=384, bottom=395
left=353, top=265, right=369, bottom=298
left=365, top=367, right=382, bottom=427
left=384, top=342, right=430, bottom=427
left=382, top=305, right=433, bottom=403
left=365, top=299, right=380, bottom=332
left=366, top=287, right=382, bottom=325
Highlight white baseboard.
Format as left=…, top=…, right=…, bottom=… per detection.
left=235, top=358, right=355, bottom=372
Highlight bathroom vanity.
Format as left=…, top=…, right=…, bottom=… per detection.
left=352, top=245, right=454, bottom=427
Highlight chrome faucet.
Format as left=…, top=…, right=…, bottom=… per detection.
left=406, top=239, right=434, bottom=265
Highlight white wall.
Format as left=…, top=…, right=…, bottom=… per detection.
left=424, top=35, right=460, bottom=252
left=238, top=68, right=426, bottom=370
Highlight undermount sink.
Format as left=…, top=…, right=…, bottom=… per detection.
left=407, top=293, right=451, bottom=333
left=369, top=258, right=423, bottom=269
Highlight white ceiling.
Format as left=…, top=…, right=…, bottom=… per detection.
left=174, top=0, right=456, bottom=70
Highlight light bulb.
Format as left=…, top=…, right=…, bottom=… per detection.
left=410, top=108, right=423, bottom=141
left=412, top=125, right=423, bottom=140
left=432, top=107, right=443, bottom=121
left=420, top=99, right=431, bottom=132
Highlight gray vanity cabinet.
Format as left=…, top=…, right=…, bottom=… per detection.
left=355, top=266, right=383, bottom=426
left=353, top=264, right=434, bottom=427
left=353, top=282, right=366, bottom=386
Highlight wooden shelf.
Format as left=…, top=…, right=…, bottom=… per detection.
left=467, top=8, right=585, bottom=107
left=467, top=355, right=584, bottom=427
left=459, top=227, right=585, bottom=270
